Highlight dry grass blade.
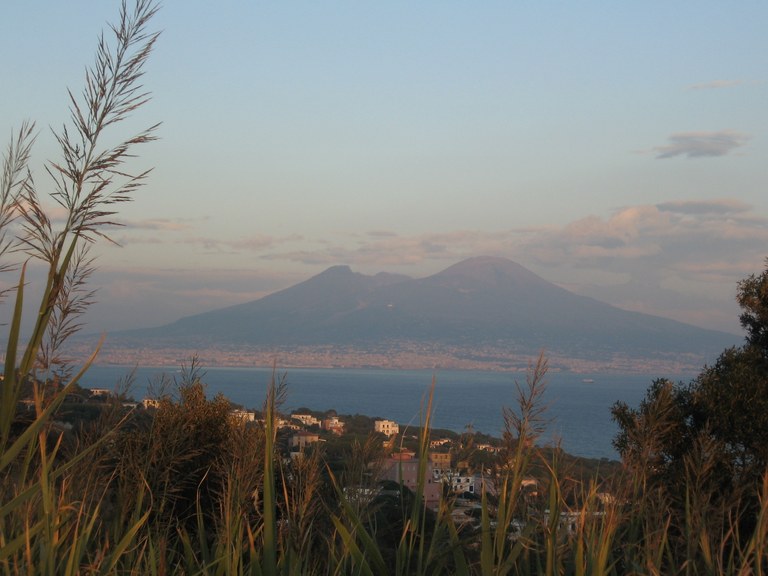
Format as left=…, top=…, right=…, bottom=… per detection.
left=37, top=243, right=97, bottom=378
left=0, top=122, right=35, bottom=279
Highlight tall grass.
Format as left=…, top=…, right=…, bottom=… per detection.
left=1, top=0, right=159, bottom=571
left=5, top=351, right=768, bottom=573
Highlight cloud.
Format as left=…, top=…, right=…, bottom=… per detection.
left=229, top=234, right=283, bottom=251
left=687, top=79, right=743, bottom=91
left=535, top=203, right=768, bottom=262
left=78, top=198, right=767, bottom=335
left=122, top=218, right=194, bottom=231
left=523, top=202, right=768, bottom=332
left=264, top=201, right=763, bottom=332
left=653, top=130, right=750, bottom=159
left=366, top=230, right=398, bottom=238
left=262, top=229, right=537, bottom=270
left=656, top=199, right=751, bottom=215
left=155, top=233, right=303, bottom=254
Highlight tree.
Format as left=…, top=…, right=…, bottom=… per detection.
left=691, top=343, right=768, bottom=480
left=612, top=260, right=768, bottom=530
left=738, top=261, right=768, bottom=354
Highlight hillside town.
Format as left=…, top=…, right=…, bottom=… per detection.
left=21, top=382, right=614, bottom=536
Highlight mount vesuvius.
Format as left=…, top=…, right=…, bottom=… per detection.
left=90, top=257, right=740, bottom=371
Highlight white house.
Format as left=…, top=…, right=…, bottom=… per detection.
left=432, top=469, right=476, bottom=495
left=322, top=416, right=344, bottom=435
left=291, top=413, right=321, bottom=427
left=230, top=409, right=255, bottom=424
left=291, top=430, right=321, bottom=450
left=374, top=419, right=399, bottom=437
left=141, top=398, right=160, bottom=409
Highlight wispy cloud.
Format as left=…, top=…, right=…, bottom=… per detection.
left=132, top=233, right=303, bottom=253
left=687, top=79, right=743, bottom=91
left=656, top=199, right=751, bottom=215
left=524, top=202, right=767, bottom=332
left=256, top=200, right=766, bottom=332
left=366, top=230, right=399, bottom=238
left=84, top=199, right=767, bottom=334
left=652, top=130, right=750, bottom=159
left=229, top=234, right=284, bottom=251
left=262, top=229, right=535, bottom=269
left=122, top=218, right=195, bottom=231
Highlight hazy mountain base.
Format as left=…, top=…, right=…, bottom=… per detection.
left=70, top=257, right=738, bottom=373
left=66, top=339, right=711, bottom=373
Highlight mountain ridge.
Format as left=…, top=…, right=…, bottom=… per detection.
left=88, top=257, right=740, bottom=371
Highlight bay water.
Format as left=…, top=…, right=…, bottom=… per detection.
left=79, top=365, right=692, bottom=460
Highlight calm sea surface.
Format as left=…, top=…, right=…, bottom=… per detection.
left=79, top=365, right=693, bottom=460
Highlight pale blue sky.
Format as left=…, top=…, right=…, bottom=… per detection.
left=2, top=1, right=767, bottom=335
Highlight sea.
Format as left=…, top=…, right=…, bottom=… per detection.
left=78, top=365, right=694, bottom=461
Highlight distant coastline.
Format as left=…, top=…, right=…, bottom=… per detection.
left=78, top=364, right=666, bottom=460
left=66, top=340, right=712, bottom=375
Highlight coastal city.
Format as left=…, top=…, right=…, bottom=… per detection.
left=69, top=340, right=707, bottom=375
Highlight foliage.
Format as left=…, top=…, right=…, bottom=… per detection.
left=738, top=261, right=768, bottom=354
left=112, top=374, right=237, bottom=535
left=612, top=259, right=768, bottom=570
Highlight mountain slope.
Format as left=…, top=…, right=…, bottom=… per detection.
left=104, top=256, right=739, bottom=362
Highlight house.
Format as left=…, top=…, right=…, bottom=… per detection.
left=391, top=449, right=416, bottom=461
left=380, top=454, right=442, bottom=506
left=292, top=413, right=320, bottom=427
left=374, top=419, right=399, bottom=437
left=277, top=418, right=300, bottom=431
left=142, top=398, right=160, bottom=409
left=17, top=399, right=35, bottom=411
left=230, top=409, right=255, bottom=424
left=431, top=465, right=475, bottom=495
left=449, top=473, right=476, bottom=494
left=429, top=452, right=451, bottom=474
left=291, top=430, right=320, bottom=450
left=429, top=438, right=452, bottom=449
left=322, top=416, right=344, bottom=435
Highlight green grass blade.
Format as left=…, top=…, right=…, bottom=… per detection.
left=18, top=236, right=78, bottom=377
left=0, top=337, right=103, bottom=472
left=100, top=510, right=151, bottom=574
left=1, top=264, right=26, bottom=447
left=0, top=518, right=46, bottom=563
left=331, top=515, right=377, bottom=576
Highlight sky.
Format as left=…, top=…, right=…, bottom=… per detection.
left=1, top=1, right=767, bottom=337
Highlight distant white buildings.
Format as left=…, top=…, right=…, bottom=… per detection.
left=374, top=419, right=399, bottom=437
left=322, top=416, right=345, bottom=435
left=142, top=398, right=160, bottom=409
left=230, top=409, right=255, bottom=424
left=291, top=430, right=321, bottom=450
left=291, top=413, right=321, bottom=427
left=380, top=452, right=442, bottom=506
